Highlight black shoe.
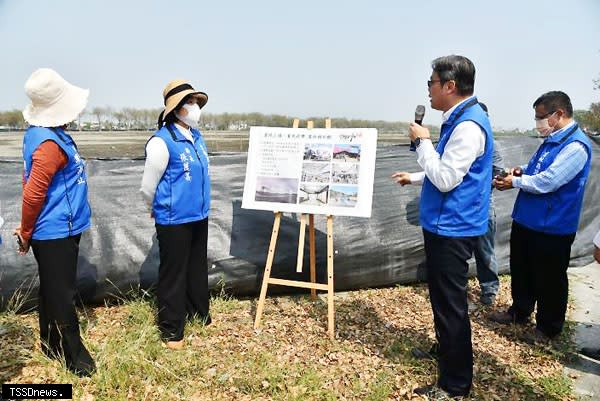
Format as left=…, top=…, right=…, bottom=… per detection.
left=580, top=347, right=600, bottom=360
left=69, top=359, right=96, bottom=377
left=520, top=329, right=555, bottom=346
left=411, top=343, right=438, bottom=360
left=488, top=310, right=529, bottom=325
left=68, top=348, right=96, bottom=378
left=414, top=385, right=464, bottom=400
left=479, top=294, right=496, bottom=306
left=188, top=313, right=212, bottom=326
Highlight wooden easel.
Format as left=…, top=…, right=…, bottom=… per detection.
left=254, top=118, right=336, bottom=339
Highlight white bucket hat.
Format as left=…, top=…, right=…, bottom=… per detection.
left=22, top=68, right=89, bottom=127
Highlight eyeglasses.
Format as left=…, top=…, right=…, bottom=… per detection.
left=534, top=110, right=555, bottom=121
left=427, top=79, right=442, bottom=88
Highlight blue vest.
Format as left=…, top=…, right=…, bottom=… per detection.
left=151, top=124, right=211, bottom=225
left=23, top=126, right=91, bottom=240
left=512, top=124, right=591, bottom=235
left=420, top=97, right=493, bottom=237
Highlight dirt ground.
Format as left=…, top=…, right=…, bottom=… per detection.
left=0, top=131, right=253, bottom=159
left=0, top=130, right=408, bottom=160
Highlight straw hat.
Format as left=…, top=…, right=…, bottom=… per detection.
left=160, top=79, right=208, bottom=121
left=22, top=68, right=89, bottom=127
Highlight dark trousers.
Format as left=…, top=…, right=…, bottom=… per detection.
left=423, top=229, right=476, bottom=397
left=155, top=218, right=210, bottom=341
left=31, top=235, right=95, bottom=374
left=509, top=222, right=575, bottom=337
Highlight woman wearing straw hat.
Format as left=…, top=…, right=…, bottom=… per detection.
left=140, top=79, right=211, bottom=350
left=13, top=68, right=95, bottom=376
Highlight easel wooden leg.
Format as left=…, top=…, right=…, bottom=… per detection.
left=309, top=214, right=316, bottom=300
left=254, top=212, right=282, bottom=329
left=253, top=118, right=338, bottom=340
left=326, top=215, right=334, bottom=339
left=296, top=214, right=306, bottom=273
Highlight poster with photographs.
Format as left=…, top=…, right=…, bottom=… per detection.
left=242, top=127, right=377, bottom=217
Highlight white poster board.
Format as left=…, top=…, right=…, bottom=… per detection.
left=242, top=127, right=378, bottom=217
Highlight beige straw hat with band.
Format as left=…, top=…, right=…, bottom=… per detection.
left=160, top=79, right=208, bottom=123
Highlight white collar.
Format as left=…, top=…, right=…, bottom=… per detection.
left=175, top=123, right=194, bottom=143
left=548, top=120, right=575, bottom=138
left=442, top=96, right=476, bottom=123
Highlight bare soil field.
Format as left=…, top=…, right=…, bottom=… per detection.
left=0, top=130, right=410, bottom=159
left=0, top=131, right=252, bottom=159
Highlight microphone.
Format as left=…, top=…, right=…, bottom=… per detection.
left=410, top=105, right=426, bottom=151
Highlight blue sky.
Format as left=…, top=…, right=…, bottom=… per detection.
left=0, top=0, right=598, bottom=130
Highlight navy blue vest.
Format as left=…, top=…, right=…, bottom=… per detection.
left=151, top=124, right=210, bottom=225
left=512, top=124, right=591, bottom=235
left=23, top=126, right=91, bottom=240
left=420, top=97, right=493, bottom=237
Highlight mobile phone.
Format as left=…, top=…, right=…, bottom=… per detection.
left=16, top=234, right=24, bottom=251
left=497, top=169, right=510, bottom=178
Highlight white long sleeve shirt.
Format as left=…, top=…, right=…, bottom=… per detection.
left=140, top=123, right=195, bottom=210
left=409, top=97, right=486, bottom=192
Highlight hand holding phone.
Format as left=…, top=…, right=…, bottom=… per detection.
left=13, top=228, right=29, bottom=254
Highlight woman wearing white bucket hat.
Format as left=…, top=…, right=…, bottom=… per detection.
left=14, top=68, right=95, bottom=376
left=140, top=79, right=211, bottom=350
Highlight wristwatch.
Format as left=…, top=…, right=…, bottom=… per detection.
left=414, top=137, right=422, bottom=148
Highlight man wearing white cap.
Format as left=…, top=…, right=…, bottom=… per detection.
left=14, top=68, right=95, bottom=377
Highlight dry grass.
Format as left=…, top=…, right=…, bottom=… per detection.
left=0, top=278, right=576, bottom=401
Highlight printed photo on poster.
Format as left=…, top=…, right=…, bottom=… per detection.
left=329, top=185, right=358, bottom=208
left=304, top=143, right=332, bottom=161
left=298, top=184, right=329, bottom=206
left=301, top=162, right=331, bottom=183
left=255, top=177, right=298, bottom=204
left=333, top=144, right=360, bottom=162
left=331, top=163, right=359, bottom=184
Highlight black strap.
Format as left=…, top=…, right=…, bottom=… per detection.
left=166, top=124, right=179, bottom=141
left=557, top=124, right=579, bottom=144
left=448, top=97, right=480, bottom=124
left=51, top=127, right=78, bottom=150
left=164, top=83, right=194, bottom=102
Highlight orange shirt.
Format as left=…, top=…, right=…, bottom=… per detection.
left=21, top=141, right=68, bottom=241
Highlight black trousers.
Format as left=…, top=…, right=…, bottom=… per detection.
left=155, top=218, right=210, bottom=341
left=31, top=234, right=95, bottom=374
left=508, top=222, right=575, bottom=337
left=423, top=229, right=476, bottom=397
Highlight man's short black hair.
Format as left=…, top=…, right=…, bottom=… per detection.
left=431, top=55, right=475, bottom=96
left=533, top=91, right=573, bottom=117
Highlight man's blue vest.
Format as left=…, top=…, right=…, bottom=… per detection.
left=420, top=97, right=493, bottom=237
left=151, top=124, right=210, bottom=225
left=512, top=124, right=591, bottom=235
left=23, top=126, right=91, bottom=240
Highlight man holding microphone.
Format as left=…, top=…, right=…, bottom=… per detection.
left=392, top=55, right=493, bottom=399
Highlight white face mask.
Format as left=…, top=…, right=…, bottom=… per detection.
left=535, top=112, right=555, bottom=136
left=176, top=103, right=201, bottom=127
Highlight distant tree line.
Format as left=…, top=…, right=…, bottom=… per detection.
left=575, top=103, right=600, bottom=135
left=576, top=73, right=600, bottom=134
left=1, top=103, right=599, bottom=134
left=0, top=108, right=414, bottom=132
